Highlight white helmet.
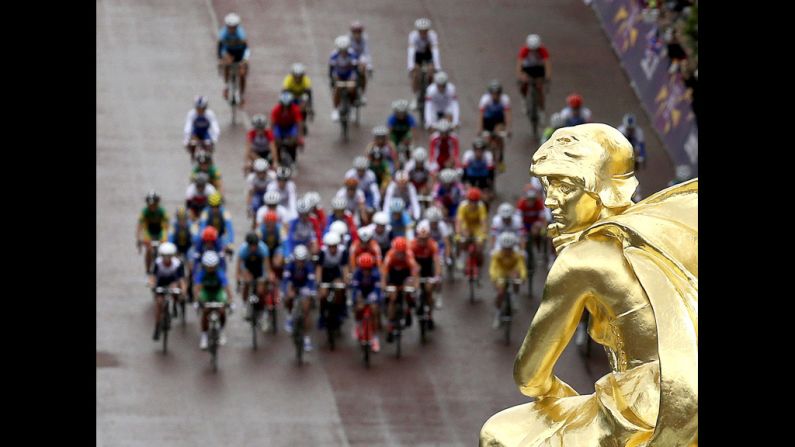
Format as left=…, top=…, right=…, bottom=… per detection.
left=392, top=99, right=409, bottom=113
left=304, top=191, right=321, bottom=208
left=434, top=71, right=448, bottom=85
left=549, top=112, right=565, bottom=129
left=526, top=187, right=539, bottom=199
left=335, top=35, right=351, bottom=50
left=264, top=190, right=281, bottom=205
left=323, top=232, right=341, bottom=246
left=373, top=211, right=389, bottom=226
left=159, top=242, right=177, bottom=256
left=224, top=13, right=241, bottom=26
left=412, top=147, right=428, bottom=163
left=293, top=245, right=309, bottom=261
left=526, top=34, right=541, bottom=49
left=498, top=202, right=514, bottom=219
left=395, top=170, right=409, bottom=184
left=353, top=156, right=369, bottom=170
left=425, top=206, right=442, bottom=223
left=358, top=227, right=373, bottom=242
left=622, top=113, right=637, bottom=128
left=435, top=119, right=452, bottom=133
left=291, top=63, right=306, bottom=76
left=498, top=232, right=518, bottom=248
left=296, top=198, right=311, bottom=214
left=372, top=125, right=388, bottom=136
left=253, top=158, right=269, bottom=173
left=331, top=196, right=347, bottom=210
left=202, top=250, right=220, bottom=267
left=439, top=168, right=457, bottom=184
left=330, top=220, right=349, bottom=236
left=389, top=197, right=406, bottom=213
left=415, top=18, right=432, bottom=30
left=252, top=114, right=268, bottom=129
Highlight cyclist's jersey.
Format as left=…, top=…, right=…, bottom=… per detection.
left=383, top=249, right=418, bottom=285
left=388, top=211, right=414, bottom=239
left=349, top=33, right=371, bottom=63
left=418, top=219, right=452, bottom=247
left=183, top=109, right=220, bottom=145
left=383, top=183, right=421, bottom=221
left=540, top=126, right=556, bottom=144
left=270, top=103, right=303, bottom=129
left=456, top=200, right=488, bottom=234
left=281, top=261, right=316, bottom=293
left=490, top=214, right=526, bottom=247
left=329, top=49, right=359, bottom=79
left=266, top=181, right=297, bottom=217
left=433, top=181, right=465, bottom=217
left=344, top=168, right=381, bottom=206
left=197, top=267, right=229, bottom=300
left=410, top=238, right=438, bottom=260
left=246, top=129, right=274, bottom=156
left=488, top=248, right=527, bottom=282
left=191, top=243, right=228, bottom=274
left=367, top=224, right=393, bottom=259
left=351, top=268, right=381, bottom=300
left=257, top=224, right=284, bottom=259
left=369, top=158, right=392, bottom=188
left=424, top=83, right=460, bottom=128
left=428, top=133, right=461, bottom=169
left=282, top=74, right=313, bottom=97
left=617, top=125, right=646, bottom=158
left=192, top=165, right=222, bottom=185
left=407, top=29, right=441, bottom=70
left=139, top=207, right=169, bottom=239
left=218, top=26, right=249, bottom=58
left=246, top=172, right=271, bottom=195
left=559, top=106, right=592, bottom=127
left=185, top=183, right=218, bottom=210
left=168, top=222, right=195, bottom=255
left=238, top=242, right=270, bottom=278
left=325, top=212, right=360, bottom=244
left=317, top=246, right=349, bottom=282
left=387, top=114, right=417, bottom=141
left=199, top=207, right=234, bottom=244
left=310, top=208, right=327, bottom=232
left=349, top=239, right=382, bottom=269
left=518, top=45, right=550, bottom=69
left=335, top=188, right=366, bottom=216
left=152, top=257, right=185, bottom=287
left=462, top=150, right=494, bottom=178
left=402, top=160, right=434, bottom=190
left=479, top=93, right=511, bottom=123
left=516, top=197, right=546, bottom=230
left=255, top=204, right=290, bottom=228
left=285, top=217, right=319, bottom=256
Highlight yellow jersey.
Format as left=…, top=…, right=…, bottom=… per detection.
left=456, top=200, right=488, bottom=233
left=489, top=248, right=527, bottom=282
left=282, top=74, right=312, bottom=97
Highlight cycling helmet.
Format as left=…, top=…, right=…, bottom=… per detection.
left=264, top=190, right=281, bottom=205
left=252, top=114, right=268, bottom=129
left=395, top=170, right=409, bottom=185
left=435, top=119, right=452, bottom=134
left=245, top=232, right=259, bottom=245
left=622, top=113, right=637, bottom=128
left=202, top=250, right=220, bottom=267
left=345, top=177, right=359, bottom=188
left=293, top=244, right=309, bottom=261
left=434, top=71, right=448, bottom=85
left=467, top=187, right=482, bottom=202
left=224, top=13, right=241, bottom=27
left=323, top=232, right=341, bottom=246
left=253, top=158, right=269, bottom=173
left=330, top=220, right=349, bottom=236
left=358, top=253, right=374, bottom=269
left=195, top=95, right=209, bottom=108
left=549, top=112, right=565, bottom=129
left=392, top=236, right=408, bottom=251
left=208, top=192, right=222, bottom=207
left=145, top=190, right=160, bottom=204
left=201, top=226, right=219, bottom=242
left=526, top=187, right=539, bottom=199
left=331, top=196, right=347, bottom=210
left=372, top=125, right=388, bottom=136
left=304, top=191, right=321, bottom=208
left=439, top=168, right=457, bottom=184
left=350, top=21, right=364, bottom=32
left=425, top=206, right=442, bottom=222
left=416, top=223, right=430, bottom=238
left=412, top=147, right=428, bottom=163
left=488, top=79, right=502, bottom=93
left=526, top=34, right=541, bottom=50
left=498, top=232, right=518, bottom=248
left=159, top=242, right=177, bottom=256
left=415, top=18, right=432, bottom=30
left=354, top=156, right=369, bottom=170
left=335, top=35, right=351, bottom=50
left=195, top=172, right=209, bottom=186
left=279, top=91, right=294, bottom=105
left=264, top=211, right=279, bottom=223
left=296, top=198, right=311, bottom=214
left=498, top=202, right=514, bottom=219
left=373, top=211, right=388, bottom=226
left=567, top=93, right=583, bottom=109
left=472, top=137, right=487, bottom=150
left=291, top=63, right=306, bottom=76
left=276, top=166, right=292, bottom=180
left=392, top=99, right=409, bottom=113
left=358, top=226, right=373, bottom=242
left=196, top=151, right=211, bottom=164
left=389, top=197, right=406, bottom=213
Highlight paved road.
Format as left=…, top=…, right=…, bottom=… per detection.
left=97, top=0, right=673, bottom=445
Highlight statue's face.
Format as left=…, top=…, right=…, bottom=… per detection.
left=543, top=176, right=601, bottom=234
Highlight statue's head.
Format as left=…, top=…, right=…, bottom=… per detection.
left=530, top=123, right=638, bottom=234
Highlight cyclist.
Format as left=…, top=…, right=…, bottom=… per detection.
left=455, top=187, right=488, bottom=273
left=186, top=174, right=218, bottom=221
left=419, top=206, right=454, bottom=270
left=369, top=211, right=393, bottom=261
left=304, top=191, right=327, bottom=231
left=192, top=150, right=223, bottom=194
left=428, top=119, right=461, bottom=171
left=267, top=166, right=298, bottom=220
left=349, top=21, right=373, bottom=104
left=328, top=220, right=353, bottom=252
left=433, top=168, right=466, bottom=223
left=258, top=210, right=286, bottom=279
left=236, top=232, right=273, bottom=327
left=148, top=242, right=186, bottom=341
left=246, top=158, right=272, bottom=222
left=408, top=18, right=441, bottom=110
left=329, top=35, right=360, bottom=122
left=195, top=250, right=233, bottom=349
left=168, top=207, right=196, bottom=263
left=381, top=236, right=419, bottom=342
left=346, top=156, right=382, bottom=214
left=540, top=112, right=565, bottom=145
left=217, top=13, right=250, bottom=103
left=192, top=226, right=227, bottom=274
left=245, top=114, right=276, bottom=172
left=559, top=93, right=592, bottom=127
left=255, top=190, right=290, bottom=230
left=488, top=232, right=526, bottom=328
left=410, top=224, right=442, bottom=325
left=367, top=144, right=394, bottom=194
left=316, top=232, right=350, bottom=332
left=282, top=63, right=314, bottom=129
left=516, top=34, right=551, bottom=124
left=516, top=186, right=547, bottom=256
left=478, top=80, right=512, bottom=172
left=183, top=96, right=220, bottom=159
left=336, top=177, right=368, bottom=226
left=198, top=192, right=234, bottom=255
left=490, top=203, right=526, bottom=250
left=270, top=92, right=305, bottom=166
left=137, top=191, right=169, bottom=274
left=348, top=226, right=382, bottom=271
left=461, top=138, right=495, bottom=197
left=281, top=244, right=317, bottom=351
left=350, top=253, right=382, bottom=352
left=325, top=196, right=360, bottom=243
left=424, top=72, right=460, bottom=130
left=617, top=113, right=646, bottom=170
left=383, top=170, right=422, bottom=221
left=285, top=198, right=321, bottom=257
left=386, top=197, right=415, bottom=240
left=386, top=100, right=417, bottom=164
left=403, top=147, right=435, bottom=196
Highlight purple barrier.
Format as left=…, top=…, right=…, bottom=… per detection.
left=590, top=0, right=698, bottom=175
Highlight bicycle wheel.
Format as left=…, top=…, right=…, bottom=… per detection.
left=529, top=86, right=539, bottom=137
left=251, top=304, right=258, bottom=350
left=180, top=300, right=186, bottom=326
left=210, top=327, right=218, bottom=372
left=419, top=291, right=427, bottom=345
left=503, top=293, right=512, bottom=345
left=363, top=343, right=370, bottom=368
left=327, top=308, right=336, bottom=351
left=161, top=307, right=170, bottom=354
left=270, top=307, right=278, bottom=334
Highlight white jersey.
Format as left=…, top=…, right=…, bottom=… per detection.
left=407, top=29, right=441, bottom=71
left=479, top=93, right=511, bottom=111
left=462, top=149, right=494, bottom=166
left=255, top=204, right=290, bottom=227
left=490, top=214, right=525, bottom=247
left=344, top=168, right=381, bottom=207
left=424, top=83, right=460, bottom=128
left=266, top=181, right=297, bottom=220
left=418, top=219, right=452, bottom=241
left=185, top=183, right=218, bottom=200
left=183, top=109, right=220, bottom=145
left=559, top=106, right=592, bottom=126
left=246, top=172, right=271, bottom=194
left=383, top=182, right=421, bottom=221
left=349, top=33, right=372, bottom=68
left=335, top=187, right=366, bottom=215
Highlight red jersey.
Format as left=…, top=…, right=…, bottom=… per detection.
left=516, top=197, right=545, bottom=229
left=246, top=129, right=274, bottom=144
left=429, top=134, right=461, bottom=169
left=410, top=238, right=439, bottom=259
left=518, top=45, right=550, bottom=67
left=307, top=215, right=323, bottom=244
left=382, top=249, right=418, bottom=274
left=311, top=208, right=327, bottom=233
left=270, top=103, right=303, bottom=128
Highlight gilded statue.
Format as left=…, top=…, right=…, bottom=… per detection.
left=479, top=123, right=697, bottom=446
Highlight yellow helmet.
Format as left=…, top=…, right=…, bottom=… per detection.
left=208, top=192, right=222, bottom=206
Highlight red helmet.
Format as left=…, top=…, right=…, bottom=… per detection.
left=345, top=177, right=359, bottom=187
left=567, top=93, right=583, bottom=109
left=358, top=253, right=374, bottom=269
left=392, top=236, right=408, bottom=252
left=264, top=211, right=279, bottom=224
left=467, top=187, right=482, bottom=202
left=201, top=226, right=218, bottom=242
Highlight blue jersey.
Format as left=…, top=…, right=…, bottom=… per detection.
left=199, top=207, right=234, bottom=247
left=482, top=100, right=506, bottom=122
left=218, top=26, right=248, bottom=56
left=192, top=242, right=227, bottom=277
left=285, top=218, right=317, bottom=257
left=465, top=157, right=491, bottom=178
left=329, top=50, right=359, bottom=78
left=351, top=268, right=381, bottom=300
left=238, top=242, right=270, bottom=277
left=258, top=224, right=284, bottom=258
left=281, top=261, right=316, bottom=293
left=195, top=266, right=228, bottom=294
left=387, top=114, right=417, bottom=131
left=168, top=221, right=195, bottom=255
left=389, top=211, right=413, bottom=238
left=192, top=114, right=212, bottom=140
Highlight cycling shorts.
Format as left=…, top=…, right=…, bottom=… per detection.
left=273, top=124, right=299, bottom=140
left=522, top=66, right=545, bottom=79
left=414, top=49, right=433, bottom=66
left=200, top=289, right=228, bottom=303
